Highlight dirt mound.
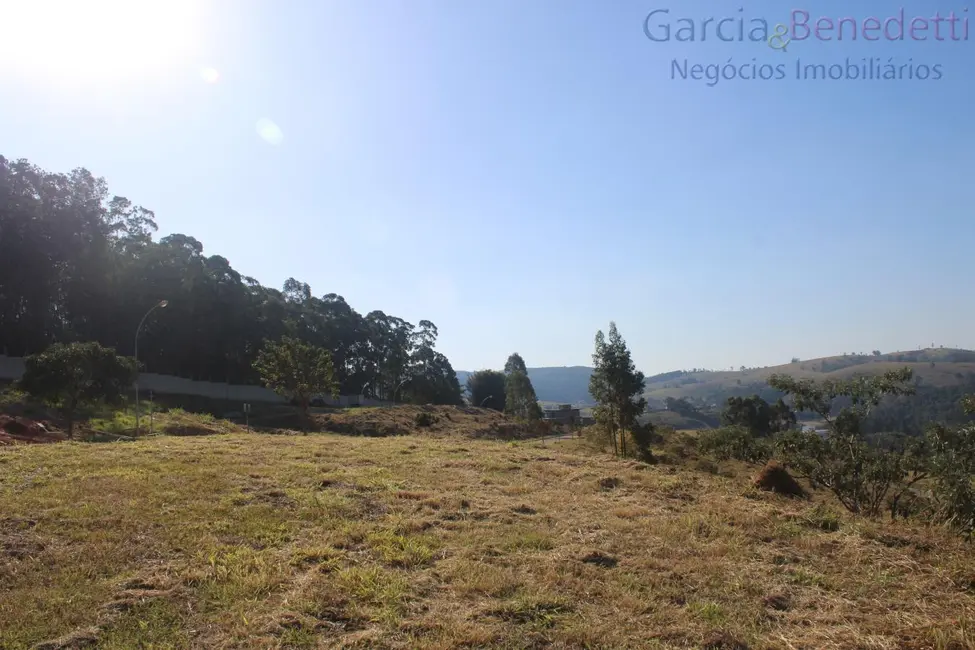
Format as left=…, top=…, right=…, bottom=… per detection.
left=0, top=415, right=64, bottom=445
left=752, top=461, right=806, bottom=498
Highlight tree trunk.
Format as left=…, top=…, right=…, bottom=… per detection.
left=66, top=397, right=77, bottom=440
left=619, top=415, right=626, bottom=458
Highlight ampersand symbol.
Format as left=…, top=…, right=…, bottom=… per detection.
left=768, top=24, right=790, bottom=52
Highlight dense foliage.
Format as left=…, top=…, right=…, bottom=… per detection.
left=0, top=156, right=462, bottom=405
left=721, top=395, right=796, bottom=437
left=253, top=337, right=339, bottom=415
left=696, top=369, right=975, bottom=536
left=465, top=370, right=506, bottom=412
left=18, top=342, right=137, bottom=437
left=662, top=396, right=720, bottom=427
left=768, top=369, right=919, bottom=516
left=503, top=353, right=542, bottom=420
left=698, top=425, right=774, bottom=466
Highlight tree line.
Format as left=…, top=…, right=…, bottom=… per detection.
left=0, top=155, right=462, bottom=405
left=464, top=353, right=543, bottom=420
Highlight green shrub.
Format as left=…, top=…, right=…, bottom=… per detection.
left=769, top=369, right=919, bottom=517
left=698, top=426, right=772, bottom=465
left=626, top=422, right=656, bottom=463
left=88, top=411, right=137, bottom=434
left=18, top=341, right=138, bottom=438
left=414, top=412, right=436, bottom=428
left=925, top=421, right=975, bottom=537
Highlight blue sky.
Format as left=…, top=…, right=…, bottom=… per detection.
left=1, top=0, right=972, bottom=374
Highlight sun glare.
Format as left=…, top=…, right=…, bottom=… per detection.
left=0, top=0, right=202, bottom=84
left=200, top=67, right=220, bottom=84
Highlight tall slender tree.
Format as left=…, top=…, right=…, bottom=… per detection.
left=503, top=353, right=542, bottom=420
left=589, top=323, right=647, bottom=457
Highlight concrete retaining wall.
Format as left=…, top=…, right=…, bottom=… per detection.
left=0, top=355, right=391, bottom=408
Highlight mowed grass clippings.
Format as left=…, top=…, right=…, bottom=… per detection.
left=0, top=428, right=973, bottom=649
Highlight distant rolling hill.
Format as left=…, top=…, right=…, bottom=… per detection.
left=457, top=349, right=975, bottom=420
left=642, top=348, right=975, bottom=409
left=455, top=367, right=594, bottom=405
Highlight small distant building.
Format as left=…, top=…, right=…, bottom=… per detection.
left=802, top=424, right=830, bottom=439
left=543, top=404, right=585, bottom=425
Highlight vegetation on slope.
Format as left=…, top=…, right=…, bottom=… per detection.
left=462, top=350, right=975, bottom=434
left=0, top=155, right=462, bottom=404
left=643, top=349, right=975, bottom=404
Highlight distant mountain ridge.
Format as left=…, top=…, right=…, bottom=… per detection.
left=456, top=348, right=975, bottom=408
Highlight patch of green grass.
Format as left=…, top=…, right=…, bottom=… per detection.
left=276, top=625, right=318, bottom=649
left=688, top=600, right=726, bottom=625
left=97, top=599, right=190, bottom=650
left=88, top=411, right=137, bottom=434
left=803, top=503, right=841, bottom=532
left=788, top=568, right=831, bottom=589
left=492, top=595, right=571, bottom=628
left=367, top=529, right=438, bottom=568
left=334, top=566, right=410, bottom=625
left=503, top=530, right=555, bottom=552
left=774, top=520, right=806, bottom=539
left=198, top=546, right=290, bottom=605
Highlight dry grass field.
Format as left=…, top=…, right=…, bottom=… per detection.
left=1, top=411, right=974, bottom=649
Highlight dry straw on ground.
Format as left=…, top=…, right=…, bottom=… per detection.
left=0, top=409, right=973, bottom=649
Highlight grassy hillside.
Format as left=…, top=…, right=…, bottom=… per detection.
left=644, top=349, right=975, bottom=414
left=2, top=413, right=974, bottom=648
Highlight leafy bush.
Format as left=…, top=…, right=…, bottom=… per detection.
left=774, top=427, right=924, bottom=516
left=414, top=412, right=436, bottom=428
left=626, top=422, right=656, bottom=462
left=0, top=387, right=28, bottom=409
left=768, top=369, right=921, bottom=516
left=582, top=424, right=613, bottom=451
left=924, top=418, right=975, bottom=537
left=698, top=426, right=773, bottom=465
left=18, top=342, right=137, bottom=438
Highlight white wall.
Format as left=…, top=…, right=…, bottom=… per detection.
left=0, top=355, right=391, bottom=407
left=0, top=355, right=25, bottom=380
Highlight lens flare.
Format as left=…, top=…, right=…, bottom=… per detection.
left=256, top=119, right=284, bottom=145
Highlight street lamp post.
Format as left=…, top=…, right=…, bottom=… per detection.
left=394, top=378, right=410, bottom=402
left=480, top=395, right=493, bottom=408
left=135, top=300, right=168, bottom=435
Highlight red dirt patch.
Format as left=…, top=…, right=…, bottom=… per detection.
left=0, top=415, right=64, bottom=445
left=752, top=461, right=806, bottom=498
